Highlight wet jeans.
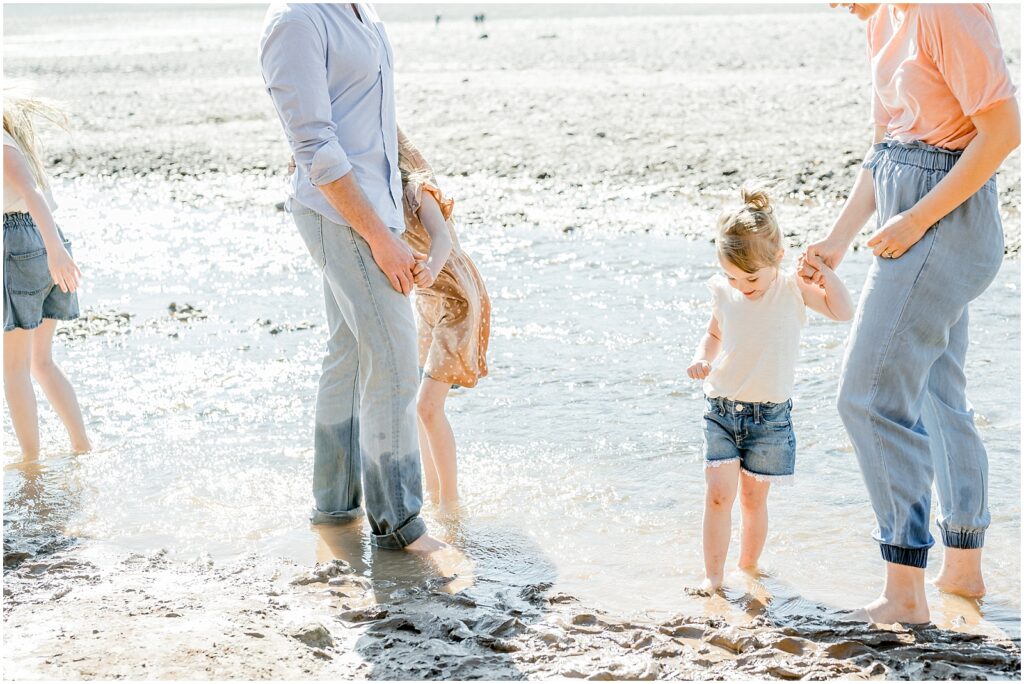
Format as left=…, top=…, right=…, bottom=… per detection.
left=838, top=140, right=1003, bottom=568
left=291, top=202, right=426, bottom=550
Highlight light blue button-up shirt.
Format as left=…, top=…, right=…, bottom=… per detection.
left=259, top=3, right=403, bottom=231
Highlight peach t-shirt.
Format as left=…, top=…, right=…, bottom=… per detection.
left=868, top=4, right=1016, bottom=150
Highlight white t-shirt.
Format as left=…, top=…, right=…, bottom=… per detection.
left=3, top=131, right=56, bottom=214
left=702, top=269, right=807, bottom=404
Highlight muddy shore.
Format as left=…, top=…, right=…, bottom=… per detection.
left=3, top=5, right=1022, bottom=681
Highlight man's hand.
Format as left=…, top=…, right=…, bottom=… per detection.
left=687, top=360, right=712, bottom=380
left=368, top=231, right=418, bottom=295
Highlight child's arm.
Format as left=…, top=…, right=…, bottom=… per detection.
left=687, top=315, right=722, bottom=380
left=411, top=189, right=453, bottom=289
left=2, top=145, right=80, bottom=293
left=796, top=254, right=854, bottom=322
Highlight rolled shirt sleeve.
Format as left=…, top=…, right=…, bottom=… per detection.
left=260, top=18, right=352, bottom=186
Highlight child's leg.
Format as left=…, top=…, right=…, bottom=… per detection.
left=4, top=329, right=40, bottom=457
left=416, top=411, right=440, bottom=506
left=702, top=460, right=740, bottom=590
left=738, top=473, right=771, bottom=570
left=29, top=320, right=90, bottom=453
left=416, top=377, right=458, bottom=510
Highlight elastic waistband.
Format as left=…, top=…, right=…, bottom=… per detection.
left=3, top=212, right=35, bottom=228
left=705, top=395, right=791, bottom=414
left=870, top=139, right=962, bottom=172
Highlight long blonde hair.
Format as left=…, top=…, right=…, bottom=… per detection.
left=3, top=84, right=69, bottom=192
left=716, top=183, right=783, bottom=273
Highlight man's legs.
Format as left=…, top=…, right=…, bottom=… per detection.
left=316, top=217, right=427, bottom=549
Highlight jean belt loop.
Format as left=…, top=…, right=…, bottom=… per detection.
left=716, top=398, right=725, bottom=416
left=753, top=402, right=762, bottom=425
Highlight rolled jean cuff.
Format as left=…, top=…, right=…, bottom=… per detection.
left=371, top=515, right=427, bottom=550
left=879, top=543, right=929, bottom=569
left=310, top=505, right=364, bottom=525
left=941, top=529, right=986, bottom=550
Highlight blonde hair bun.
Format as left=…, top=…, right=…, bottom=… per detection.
left=740, top=184, right=773, bottom=214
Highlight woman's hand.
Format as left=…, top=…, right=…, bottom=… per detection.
left=800, top=233, right=852, bottom=284
left=46, top=243, right=81, bottom=293
left=866, top=210, right=929, bottom=260
left=687, top=360, right=712, bottom=380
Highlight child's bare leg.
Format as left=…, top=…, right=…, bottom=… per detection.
left=4, top=329, right=40, bottom=458
left=417, top=415, right=440, bottom=505
left=701, top=460, right=740, bottom=591
left=738, top=473, right=770, bottom=570
left=417, top=377, right=458, bottom=511
left=29, top=320, right=90, bottom=453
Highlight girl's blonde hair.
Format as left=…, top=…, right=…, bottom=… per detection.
left=716, top=183, right=783, bottom=273
left=3, top=84, right=69, bottom=192
left=398, top=136, right=433, bottom=188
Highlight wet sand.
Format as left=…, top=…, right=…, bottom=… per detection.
left=3, top=4, right=1022, bottom=681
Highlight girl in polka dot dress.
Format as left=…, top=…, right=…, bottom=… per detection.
left=399, top=135, right=490, bottom=513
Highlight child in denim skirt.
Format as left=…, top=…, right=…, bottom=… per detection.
left=3, top=89, right=90, bottom=457
left=687, top=184, right=853, bottom=593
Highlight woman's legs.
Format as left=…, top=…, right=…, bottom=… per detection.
left=855, top=562, right=931, bottom=625
left=701, top=460, right=739, bottom=591
left=29, top=319, right=90, bottom=453
left=738, top=474, right=770, bottom=570
left=4, top=328, right=39, bottom=457
left=416, top=377, right=458, bottom=512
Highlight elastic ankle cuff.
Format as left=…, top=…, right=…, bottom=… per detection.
left=941, top=529, right=985, bottom=550
left=879, top=543, right=928, bottom=568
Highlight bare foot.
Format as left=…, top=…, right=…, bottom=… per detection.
left=685, top=576, right=723, bottom=597
left=404, top=533, right=448, bottom=554
left=71, top=439, right=92, bottom=454
left=934, top=548, right=986, bottom=598
left=846, top=594, right=931, bottom=626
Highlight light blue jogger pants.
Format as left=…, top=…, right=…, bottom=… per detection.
left=838, top=140, right=1004, bottom=569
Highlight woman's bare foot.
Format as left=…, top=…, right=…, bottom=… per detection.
left=934, top=548, right=986, bottom=598
left=404, top=533, right=448, bottom=554
left=846, top=593, right=931, bottom=626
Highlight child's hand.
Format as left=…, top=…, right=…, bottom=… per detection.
left=412, top=252, right=435, bottom=288
left=687, top=360, right=712, bottom=380
left=46, top=243, right=81, bottom=294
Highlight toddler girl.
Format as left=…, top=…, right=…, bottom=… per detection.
left=398, top=137, right=490, bottom=514
left=687, top=184, right=853, bottom=592
left=4, top=88, right=90, bottom=457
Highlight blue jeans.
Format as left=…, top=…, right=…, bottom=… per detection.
left=291, top=203, right=426, bottom=550
left=838, top=140, right=1003, bottom=568
left=703, top=396, right=796, bottom=480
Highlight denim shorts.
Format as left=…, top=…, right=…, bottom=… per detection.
left=4, top=212, right=79, bottom=332
left=703, top=396, right=796, bottom=481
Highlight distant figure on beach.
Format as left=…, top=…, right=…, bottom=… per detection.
left=397, top=136, right=491, bottom=514
left=688, top=185, right=853, bottom=593
left=435, top=14, right=441, bottom=27
left=802, top=4, right=1020, bottom=624
left=259, top=3, right=444, bottom=553
left=3, top=88, right=91, bottom=459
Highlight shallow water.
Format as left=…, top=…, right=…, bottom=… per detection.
left=4, top=179, right=1020, bottom=640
